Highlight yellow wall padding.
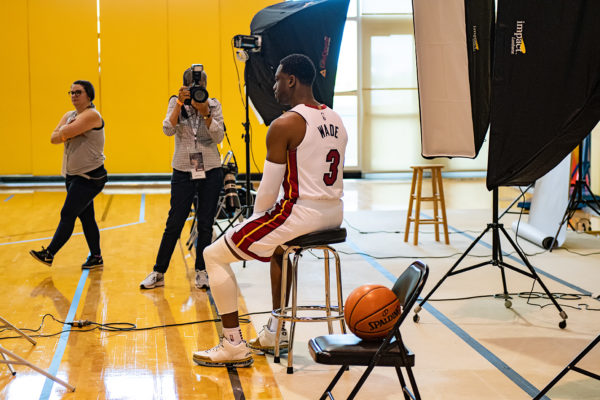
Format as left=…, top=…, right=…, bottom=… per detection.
left=0, top=1, right=32, bottom=174
left=1, top=0, right=278, bottom=176
left=29, top=0, right=100, bottom=176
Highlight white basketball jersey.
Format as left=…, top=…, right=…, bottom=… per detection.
left=284, top=104, right=348, bottom=201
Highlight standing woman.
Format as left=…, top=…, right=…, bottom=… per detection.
left=30, top=80, right=107, bottom=269
left=139, top=67, right=225, bottom=290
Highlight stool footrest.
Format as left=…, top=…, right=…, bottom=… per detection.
left=273, top=306, right=344, bottom=323
left=410, top=196, right=440, bottom=201
left=407, top=218, right=445, bottom=224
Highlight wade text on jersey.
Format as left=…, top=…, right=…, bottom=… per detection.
left=317, top=123, right=340, bottom=139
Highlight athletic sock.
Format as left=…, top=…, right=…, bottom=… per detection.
left=223, top=326, right=243, bottom=345
left=268, top=316, right=281, bottom=332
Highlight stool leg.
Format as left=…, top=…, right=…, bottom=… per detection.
left=436, top=168, right=450, bottom=244
left=287, top=253, right=300, bottom=374
left=275, top=247, right=294, bottom=364
left=323, top=249, right=334, bottom=334
left=414, top=168, right=423, bottom=245
left=333, top=249, right=346, bottom=333
left=404, top=168, right=417, bottom=242
left=431, top=168, right=440, bottom=242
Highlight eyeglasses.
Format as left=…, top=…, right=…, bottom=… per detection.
left=67, top=90, right=83, bottom=96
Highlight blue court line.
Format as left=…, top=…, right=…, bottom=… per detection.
left=3, top=194, right=14, bottom=202
left=36, top=194, right=145, bottom=397
left=346, top=239, right=550, bottom=400
left=38, top=269, right=90, bottom=400
left=139, top=194, right=146, bottom=222
left=0, top=194, right=147, bottom=247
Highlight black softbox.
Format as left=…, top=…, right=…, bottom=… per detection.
left=413, top=0, right=494, bottom=158
left=487, top=0, right=600, bottom=189
left=245, top=0, right=349, bottom=126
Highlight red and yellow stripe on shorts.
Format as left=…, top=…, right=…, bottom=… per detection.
left=230, top=150, right=299, bottom=261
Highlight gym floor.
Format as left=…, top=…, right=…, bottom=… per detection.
left=0, top=178, right=598, bottom=399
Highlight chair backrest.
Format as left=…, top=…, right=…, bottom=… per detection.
left=391, top=261, right=429, bottom=325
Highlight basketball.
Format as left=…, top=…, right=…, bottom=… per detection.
left=344, top=284, right=401, bottom=340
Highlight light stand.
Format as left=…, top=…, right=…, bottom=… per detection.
left=412, top=188, right=569, bottom=329
left=0, top=315, right=74, bottom=391
left=550, top=141, right=600, bottom=251
left=242, top=81, right=253, bottom=218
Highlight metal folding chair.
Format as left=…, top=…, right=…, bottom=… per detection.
left=308, top=261, right=429, bottom=400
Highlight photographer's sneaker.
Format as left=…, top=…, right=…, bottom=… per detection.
left=195, top=270, right=209, bottom=289
left=193, top=338, right=253, bottom=367
left=29, top=247, right=54, bottom=267
left=140, top=271, right=164, bottom=289
left=82, top=255, right=103, bottom=269
left=248, top=325, right=289, bottom=354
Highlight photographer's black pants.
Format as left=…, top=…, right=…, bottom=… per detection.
left=154, top=168, right=223, bottom=273
left=47, top=165, right=107, bottom=256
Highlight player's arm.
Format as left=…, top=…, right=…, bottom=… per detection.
left=253, top=114, right=304, bottom=213
left=253, top=118, right=288, bottom=213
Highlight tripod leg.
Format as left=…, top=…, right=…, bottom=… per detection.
left=413, top=225, right=493, bottom=322
left=0, top=316, right=36, bottom=345
left=214, top=208, right=247, bottom=241
left=499, top=265, right=512, bottom=309
left=582, top=181, right=600, bottom=216
left=549, top=202, right=577, bottom=251
left=0, top=346, right=75, bottom=391
left=533, top=334, right=600, bottom=400
left=499, top=225, right=568, bottom=327
left=1, top=351, right=16, bottom=375
left=493, top=227, right=512, bottom=308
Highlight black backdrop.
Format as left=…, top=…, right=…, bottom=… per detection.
left=244, top=0, right=349, bottom=126
left=487, top=0, right=600, bottom=189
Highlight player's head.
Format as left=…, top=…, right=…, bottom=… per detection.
left=273, top=54, right=316, bottom=105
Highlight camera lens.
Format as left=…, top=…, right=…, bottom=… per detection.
left=224, top=173, right=241, bottom=214
left=191, top=86, right=209, bottom=103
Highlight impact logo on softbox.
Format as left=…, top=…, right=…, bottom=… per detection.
left=511, top=21, right=526, bottom=54
left=319, top=36, right=331, bottom=78
left=472, top=25, right=480, bottom=53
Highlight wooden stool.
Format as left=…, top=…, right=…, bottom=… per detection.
left=404, top=165, right=449, bottom=245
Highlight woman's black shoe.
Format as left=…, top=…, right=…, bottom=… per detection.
left=30, top=247, right=54, bottom=266
left=82, top=255, right=103, bottom=269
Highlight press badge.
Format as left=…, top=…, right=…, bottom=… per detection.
left=189, top=151, right=206, bottom=179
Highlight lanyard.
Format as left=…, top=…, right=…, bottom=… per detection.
left=184, top=106, right=203, bottom=149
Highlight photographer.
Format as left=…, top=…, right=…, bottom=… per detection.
left=140, top=66, right=225, bottom=290
left=30, top=80, right=107, bottom=269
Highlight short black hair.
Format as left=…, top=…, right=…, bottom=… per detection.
left=73, top=80, right=95, bottom=101
left=280, top=54, right=316, bottom=86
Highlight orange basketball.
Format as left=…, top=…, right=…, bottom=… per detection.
left=344, top=284, right=401, bottom=340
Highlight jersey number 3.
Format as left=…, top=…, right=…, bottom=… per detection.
left=323, top=149, right=341, bottom=186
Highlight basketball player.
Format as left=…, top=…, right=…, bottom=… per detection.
left=192, top=54, right=348, bottom=367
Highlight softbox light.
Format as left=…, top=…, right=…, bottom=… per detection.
left=244, top=0, right=349, bottom=126
left=413, top=0, right=494, bottom=158
left=487, top=0, right=600, bottom=189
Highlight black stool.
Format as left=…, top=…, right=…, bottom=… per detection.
left=272, top=227, right=347, bottom=373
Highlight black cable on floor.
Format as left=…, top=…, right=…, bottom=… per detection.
left=0, top=312, right=269, bottom=341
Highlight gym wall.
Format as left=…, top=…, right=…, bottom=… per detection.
left=0, top=0, right=277, bottom=176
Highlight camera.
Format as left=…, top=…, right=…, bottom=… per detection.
left=185, top=64, right=209, bottom=105
left=222, top=151, right=241, bottom=216
left=233, top=34, right=262, bottom=52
